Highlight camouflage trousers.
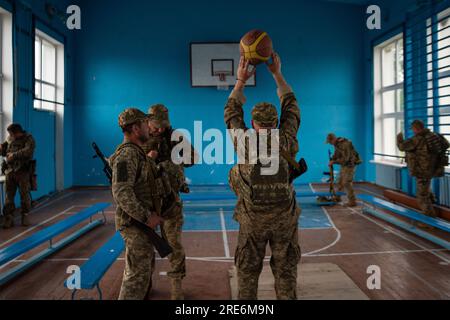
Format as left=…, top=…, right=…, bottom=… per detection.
left=3, top=171, right=31, bottom=217
left=162, top=204, right=186, bottom=280
left=118, top=225, right=155, bottom=300
left=235, top=209, right=301, bottom=300
left=337, top=166, right=356, bottom=203
left=416, top=178, right=436, bottom=217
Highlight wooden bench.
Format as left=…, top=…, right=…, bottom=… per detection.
left=357, top=194, right=450, bottom=249
left=65, top=231, right=125, bottom=300
left=0, top=203, right=109, bottom=286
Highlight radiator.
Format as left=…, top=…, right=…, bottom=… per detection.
left=439, top=175, right=450, bottom=207
left=375, top=165, right=402, bottom=190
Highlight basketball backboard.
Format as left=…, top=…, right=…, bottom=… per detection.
left=190, top=42, right=256, bottom=89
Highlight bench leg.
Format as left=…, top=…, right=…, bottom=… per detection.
left=100, top=210, right=107, bottom=224
left=71, top=289, right=77, bottom=300
left=97, top=284, right=103, bottom=300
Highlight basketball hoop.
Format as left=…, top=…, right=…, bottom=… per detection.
left=213, top=70, right=232, bottom=91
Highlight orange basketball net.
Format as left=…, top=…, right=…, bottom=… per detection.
left=213, top=71, right=232, bottom=91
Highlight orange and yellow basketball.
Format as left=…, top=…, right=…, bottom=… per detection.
left=240, top=30, right=273, bottom=65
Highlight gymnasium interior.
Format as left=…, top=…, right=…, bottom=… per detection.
left=0, top=0, right=449, bottom=301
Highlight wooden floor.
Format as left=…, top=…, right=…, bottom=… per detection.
left=0, top=183, right=449, bottom=300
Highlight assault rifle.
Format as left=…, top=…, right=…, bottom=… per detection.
left=317, top=150, right=341, bottom=203
left=92, top=142, right=173, bottom=258
left=279, top=149, right=308, bottom=183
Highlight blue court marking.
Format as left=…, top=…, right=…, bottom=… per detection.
left=299, top=198, right=333, bottom=229
left=183, top=210, right=222, bottom=231
left=182, top=185, right=333, bottom=231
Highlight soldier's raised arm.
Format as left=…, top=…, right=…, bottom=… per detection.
left=10, top=135, right=35, bottom=160
left=224, top=57, right=256, bottom=131
left=112, top=148, right=150, bottom=224
left=397, top=133, right=419, bottom=152
left=268, top=53, right=300, bottom=136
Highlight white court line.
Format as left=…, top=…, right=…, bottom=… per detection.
left=7, top=248, right=447, bottom=264
left=0, top=206, right=75, bottom=249
left=33, top=192, right=75, bottom=211
left=219, top=208, right=231, bottom=258
left=303, top=206, right=341, bottom=256
left=182, top=227, right=332, bottom=233
left=306, top=248, right=449, bottom=257
left=355, top=186, right=384, bottom=198
left=348, top=205, right=450, bottom=264
left=0, top=206, right=78, bottom=271
left=5, top=191, right=75, bottom=223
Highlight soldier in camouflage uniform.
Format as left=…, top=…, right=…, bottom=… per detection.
left=397, top=120, right=450, bottom=219
left=1, top=124, right=36, bottom=228
left=110, top=108, right=164, bottom=300
left=326, top=133, right=362, bottom=207
left=225, top=54, right=301, bottom=300
left=142, top=104, right=196, bottom=300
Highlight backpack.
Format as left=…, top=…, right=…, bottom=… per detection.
left=425, top=132, right=450, bottom=167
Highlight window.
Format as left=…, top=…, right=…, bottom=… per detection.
left=34, top=30, right=64, bottom=112
left=435, top=8, right=450, bottom=144
left=403, top=6, right=450, bottom=171
left=0, top=8, right=13, bottom=142
left=374, top=34, right=404, bottom=163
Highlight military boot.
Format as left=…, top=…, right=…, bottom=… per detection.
left=3, top=215, right=14, bottom=229
left=170, top=278, right=184, bottom=300
left=21, top=214, right=30, bottom=227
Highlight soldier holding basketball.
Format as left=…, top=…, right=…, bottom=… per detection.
left=225, top=42, right=302, bottom=299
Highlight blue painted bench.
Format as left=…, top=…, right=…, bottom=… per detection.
left=357, top=194, right=450, bottom=249
left=0, top=202, right=109, bottom=286
left=65, top=231, right=125, bottom=300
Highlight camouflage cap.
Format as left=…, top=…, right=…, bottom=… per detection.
left=326, top=133, right=336, bottom=144
left=118, top=108, right=148, bottom=128
left=411, top=119, right=425, bottom=129
left=148, top=104, right=170, bottom=128
left=251, top=103, right=278, bottom=127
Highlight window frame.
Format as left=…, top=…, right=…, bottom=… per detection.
left=373, top=33, right=405, bottom=164
left=34, top=29, right=64, bottom=112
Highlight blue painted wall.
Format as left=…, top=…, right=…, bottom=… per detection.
left=6, top=0, right=74, bottom=200
left=73, top=0, right=367, bottom=186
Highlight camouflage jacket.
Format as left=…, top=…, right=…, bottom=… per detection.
left=110, top=141, right=163, bottom=230
left=141, top=128, right=196, bottom=167
left=331, top=138, right=362, bottom=168
left=141, top=128, right=196, bottom=194
left=397, top=129, right=445, bottom=179
left=1, top=133, right=35, bottom=174
left=224, top=86, right=301, bottom=224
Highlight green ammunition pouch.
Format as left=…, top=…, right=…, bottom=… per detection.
left=229, top=159, right=293, bottom=207
left=158, top=160, right=186, bottom=194
left=113, top=142, right=176, bottom=219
